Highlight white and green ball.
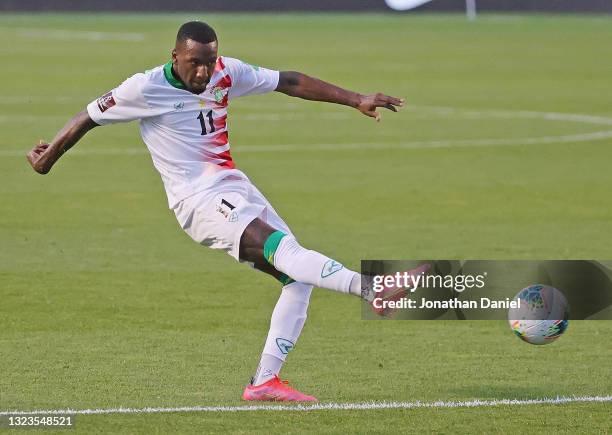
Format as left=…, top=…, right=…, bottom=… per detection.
left=508, top=284, right=569, bottom=345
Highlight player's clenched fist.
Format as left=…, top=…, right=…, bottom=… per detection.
left=26, top=141, right=53, bottom=174
left=26, top=110, right=97, bottom=175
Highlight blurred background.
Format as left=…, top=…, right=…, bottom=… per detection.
left=0, top=0, right=611, bottom=13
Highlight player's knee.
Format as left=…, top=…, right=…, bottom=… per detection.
left=240, top=217, right=277, bottom=261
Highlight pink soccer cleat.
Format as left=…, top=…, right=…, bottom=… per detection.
left=242, top=376, right=317, bottom=402
left=370, top=262, right=431, bottom=317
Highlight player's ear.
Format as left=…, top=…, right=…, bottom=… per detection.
left=171, top=49, right=177, bottom=64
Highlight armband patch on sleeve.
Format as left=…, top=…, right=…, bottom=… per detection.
left=97, top=91, right=116, bottom=113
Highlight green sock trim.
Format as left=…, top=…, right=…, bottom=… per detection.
left=263, top=230, right=287, bottom=266
left=278, top=273, right=295, bottom=286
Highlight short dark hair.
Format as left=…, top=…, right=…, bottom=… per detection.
left=176, top=21, right=217, bottom=45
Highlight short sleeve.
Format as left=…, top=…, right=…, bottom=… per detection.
left=225, top=58, right=279, bottom=100
left=87, top=73, right=150, bottom=125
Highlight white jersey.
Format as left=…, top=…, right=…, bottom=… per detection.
left=86, top=57, right=279, bottom=208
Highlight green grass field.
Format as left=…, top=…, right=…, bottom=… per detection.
left=1, top=12, right=611, bottom=433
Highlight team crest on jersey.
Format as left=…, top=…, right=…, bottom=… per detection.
left=96, top=91, right=116, bottom=113
left=173, top=101, right=184, bottom=110
left=212, top=87, right=227, bottom=104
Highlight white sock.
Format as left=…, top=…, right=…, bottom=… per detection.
left=252, top=281, right=313, bottom=386
left=252, top=354, right=284, bottom=386
left=272, top=235, right=360, bottom=296
left=349, top=274, right=364, bottom=299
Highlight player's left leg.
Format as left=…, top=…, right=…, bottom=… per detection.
left=228, top=185, right=318, bottom=401
left=173, top=176, right=317, bottom=400
left=243, top=280, right=317, bottom=402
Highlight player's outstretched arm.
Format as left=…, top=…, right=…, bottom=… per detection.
left=26, top=110, right=99, bottom=174
left=275, top=71, right=404, bottom=122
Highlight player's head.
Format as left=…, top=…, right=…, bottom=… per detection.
left=172, top=21, right=218, bottom=94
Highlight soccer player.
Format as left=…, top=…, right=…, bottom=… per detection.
left=26, top=21, right=415, bottom=402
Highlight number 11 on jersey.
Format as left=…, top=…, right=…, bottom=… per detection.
left=197, top=110, right=216, bottom=135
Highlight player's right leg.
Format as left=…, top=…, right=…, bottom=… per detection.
left=240, top=218, right=363, bottom=297
left=240, top=218, right=430, bottom=307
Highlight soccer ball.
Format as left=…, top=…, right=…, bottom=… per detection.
left=508, top=284, right=569, bottom=345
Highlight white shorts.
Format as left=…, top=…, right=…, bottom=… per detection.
left=173, top=172, right=292, bottom=261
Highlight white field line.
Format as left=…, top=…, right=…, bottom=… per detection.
left=1, top=395, right=610, bottom=415
left=2, top=107, right=612, bottom=157
left=416, top=106, right=612, bottom=126
left=3, top=130, right=612, bottom=158
left=15, top=28, right=145, bottom=42
left=1, top=98, right=611, bottom=126
left=0, top=96, right=84, bottom=104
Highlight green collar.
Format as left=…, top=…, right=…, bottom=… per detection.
left=163, top=61, right=186, bottom=90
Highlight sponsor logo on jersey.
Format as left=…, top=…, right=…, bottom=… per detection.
left=174, top=101, right=184, bottom=110
left=321, top=260, right=344, bottom=278
left=276, top=338, right=294, bottom=355
left=218, top=198, right=238, bottom=221
left=96, top=91, right=116, bottom=113
left=216, top=205, right=229, bottom=218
